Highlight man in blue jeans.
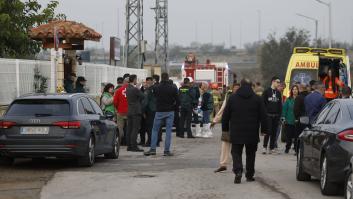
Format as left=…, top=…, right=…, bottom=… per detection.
left=144, top=73, right=179, bottom=156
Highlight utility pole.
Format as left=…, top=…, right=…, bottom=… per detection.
left=296, top=13, right=318, bottom=47
left=124, top=0, right=144, bottom=68
left=211, top=22, right=214, bottom=45
left=117, top=8, right=120, bottom=37
left=314, top=0, right=332, bottom=48
left=257, top=10, right=261, bottom=42
left=229, top=24, right=232, bottom=48
left=195, top=22, right=198, bottom=44
left=239, top=20, right=242, bottom=49
left=152, top=0, right=168, bottom=72
left=351, top=19, right=353, bottom=45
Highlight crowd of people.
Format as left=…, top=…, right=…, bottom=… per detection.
left=93, top=73, right=218, bottom=156
left=63, top=68, right=352, bottom=184
left=219, top=72, right=351, bottom=184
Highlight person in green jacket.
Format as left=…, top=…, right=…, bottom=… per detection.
left=100, top=83, right=116, bottom=119
left=281, top=85, right=299, bottom=154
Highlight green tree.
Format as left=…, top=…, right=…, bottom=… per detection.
left=0, top=0, right=65, bottom=58
left=260, top=27, right=310, bottom=83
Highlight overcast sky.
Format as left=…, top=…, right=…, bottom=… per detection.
left=37, top=0, right=353, bottom=49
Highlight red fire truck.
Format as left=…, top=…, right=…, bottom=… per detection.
left=181, top=53, right=230, bottom=88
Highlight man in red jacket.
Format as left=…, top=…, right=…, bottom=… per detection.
left=114, top=77, right=129, bottom=146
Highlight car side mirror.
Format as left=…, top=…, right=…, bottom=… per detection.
left=299, top=116, right=310, bottom=125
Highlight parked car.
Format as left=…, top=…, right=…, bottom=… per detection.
left=0, top=93, right=119, bottom=167
left=296, top=99, right=353, bottom=196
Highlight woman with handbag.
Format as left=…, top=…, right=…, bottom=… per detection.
left=100, top=83, right=116, bottom=120
left=212, top=83, right=240, bottom=173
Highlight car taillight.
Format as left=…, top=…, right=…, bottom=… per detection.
left=0, top=121, right=17, bottom=129
left=338, top=130, right=353, bottom=142
left=53, top=121, right=81, bottom=129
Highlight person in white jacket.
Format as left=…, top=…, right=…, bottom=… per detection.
left=212, top=83, right=240, bottom=172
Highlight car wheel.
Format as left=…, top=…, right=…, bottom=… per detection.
left=296, top=143, right=311, bottom=181
left=104, top=132, right=120, bottom=159
left=320, top=155, right=339, bottom=195
left=78, top=136, right=95, bottom=167
left=0, top=156, right=14, bottom=166
left=345, top=169, right=353, bottom=199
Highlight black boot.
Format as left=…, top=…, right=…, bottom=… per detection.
left=246, top=176, right=255, bottom=182
left=234, top=173, right=242, bottom=184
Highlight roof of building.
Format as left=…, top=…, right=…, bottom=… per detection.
left=29, top=20, right=101, bottom=41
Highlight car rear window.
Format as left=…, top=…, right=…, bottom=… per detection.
left=6, top=99, right=70, bottom=116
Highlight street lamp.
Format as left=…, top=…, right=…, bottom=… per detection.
left=296, top=13, right=318, bottom=47
left=314, top=0, right=332, bottom=48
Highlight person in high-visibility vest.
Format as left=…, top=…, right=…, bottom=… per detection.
left=323, top=68, right=344, bottom=101
left=211, top=83, right=222, bottom=119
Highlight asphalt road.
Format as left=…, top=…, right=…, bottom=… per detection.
left=0, top=126, right=343, bottom=199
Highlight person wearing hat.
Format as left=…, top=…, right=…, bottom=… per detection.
left=177, top=77, right=196, bottom=138
left=75, top=76, right=87, bottom=93
left=64, top=73, right=77, bottom=93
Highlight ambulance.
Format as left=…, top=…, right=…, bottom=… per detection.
left=283, top=47, right=351, bottom=96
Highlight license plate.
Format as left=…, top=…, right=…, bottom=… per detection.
left=21, top=127, right=49, bottom=135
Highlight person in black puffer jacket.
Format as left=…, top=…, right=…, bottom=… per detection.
left=222, top=78, right=267, bottom=184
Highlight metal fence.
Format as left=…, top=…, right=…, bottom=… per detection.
left=0, top=58, right=148, bottom=105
